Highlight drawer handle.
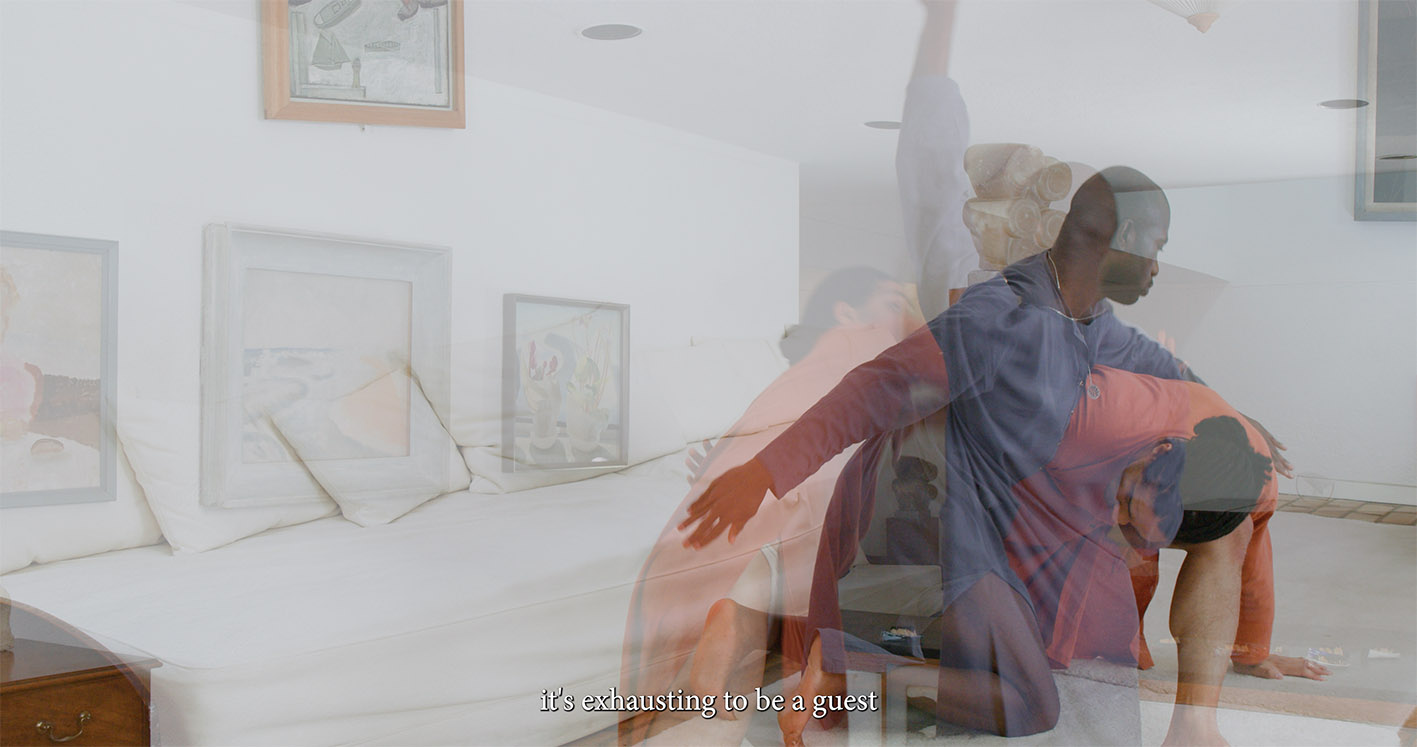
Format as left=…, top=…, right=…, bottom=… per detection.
left=35, top=711, right=91, bottom=743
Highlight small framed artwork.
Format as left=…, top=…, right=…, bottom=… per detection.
left=262, top=0, right=465, bottom=128
left=503, top=295, right=629, bottom=472
left=202, top=224, right=451, bottom=507
left=1354, top=0, right=1416, bottom=220
left=0, top=231, right=117, bottom=508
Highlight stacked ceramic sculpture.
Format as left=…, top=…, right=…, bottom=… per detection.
left=962, top=144, right=1073, bottom=270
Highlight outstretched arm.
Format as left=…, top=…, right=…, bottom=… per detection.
left=679, top=326, right=950, bottom=548
left=899, top=0, right=973, bottom=320
left=912, top=0, right=957, bottom=79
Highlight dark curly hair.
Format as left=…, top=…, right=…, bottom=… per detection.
left=1143, top=415, right=1273, bottom=546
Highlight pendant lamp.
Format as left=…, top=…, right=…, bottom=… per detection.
left=1146, top=0, right=1220, bottom=32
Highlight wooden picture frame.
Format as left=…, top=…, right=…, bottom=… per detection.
left=502, top=295, right=630, bottom=472
left=201, top=224, right=451, bottom=507
left=1354, top=0, right=1416, bottom=221
left=262, top=0, right=465, bottom=129
left=0, top=231, right=117, bottom=508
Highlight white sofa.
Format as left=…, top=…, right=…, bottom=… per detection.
left=1, top=338, right=788, bottom=746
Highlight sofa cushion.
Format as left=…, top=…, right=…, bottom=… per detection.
left=462, top=352, right=685, bottom=493
left=274, top=370, right=469, bottom=526
left=0, top=444, right=163, bottom=573
left=119, top=399, right=336, bottom=554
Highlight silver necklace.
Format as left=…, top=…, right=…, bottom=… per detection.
left=1045, top=250, right=1098, bottom=322
left=1045, top=251, right=1101, bottom=400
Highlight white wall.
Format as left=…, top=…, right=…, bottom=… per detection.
left=0, top=0, right=799, bottom=415
left=1114, top=176, right=1417, bottom=502
left=798, top=175, right=912, bottom=314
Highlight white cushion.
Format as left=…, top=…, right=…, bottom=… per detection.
left=462, top=351, right=686, bottom=493
left=447, top=335, right=502, bottom=449
left=118, top=399, right=337, bottom=554
left=274, top=370, right=469, bottom=526
left=642, top=338, right=789, bottom=443
left=0, top=445, right=163, bottom=574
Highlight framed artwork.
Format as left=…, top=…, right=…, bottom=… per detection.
left=262, top=0, right=465, bottom=128
left=502, top=295, right=629, bottom=472
left=0, top=231, right=117, bottom=508
left=201, top=224, right=451, bottom=507
left=1354, top=0, right=1416, bottom=220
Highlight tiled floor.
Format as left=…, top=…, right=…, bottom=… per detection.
left=1276, top=494, right=1417, bottom=525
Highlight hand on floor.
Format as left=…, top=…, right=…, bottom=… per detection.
left=1233, top=654, right=1330, bottom=681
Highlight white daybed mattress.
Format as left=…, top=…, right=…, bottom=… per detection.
left=2, top=469, right=691, bottom=746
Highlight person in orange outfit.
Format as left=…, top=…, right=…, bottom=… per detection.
left=1130, top=498, right=1332, bottom=681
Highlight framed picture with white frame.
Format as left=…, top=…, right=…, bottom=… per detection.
left=502, top=294, right=629, bottom=472
left=0, top=231, right=118, bottom=508
left=201, top=224, right=451, bottom=507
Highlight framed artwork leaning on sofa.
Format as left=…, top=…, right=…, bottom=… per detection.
left=502, top=294, right=628, bottom=472
left=0, top=231, right=118, bottom=508
left=201, top=224, right=451, bottom=508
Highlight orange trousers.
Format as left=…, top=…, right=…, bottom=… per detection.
left=1131, top=508, right=1275, bottom=669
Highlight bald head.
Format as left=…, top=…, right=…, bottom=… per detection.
left=1055, top=166, right=1170, bottom=259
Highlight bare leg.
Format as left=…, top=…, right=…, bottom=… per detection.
left=928, top=573, right=1059, bottom=737
left=1163, top=517, right=1253, bottom=747
left=688, top=599, right=772, bottom=714
left=688, top=548, right=778, bottom=705
left=779, top=635, right=846, bottom=747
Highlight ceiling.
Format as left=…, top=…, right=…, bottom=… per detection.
left=463, top=1, right=1369, bottom=238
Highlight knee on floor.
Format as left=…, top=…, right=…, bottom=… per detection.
left=1001, top=679, right=1059, bottom=737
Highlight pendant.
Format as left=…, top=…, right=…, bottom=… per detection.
left=1086, top=375, right=1100, bottom=400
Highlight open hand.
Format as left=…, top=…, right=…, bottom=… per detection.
left=1244, top=416, right=1293, bottom=478
left=678, top=457, right=774, bottom=549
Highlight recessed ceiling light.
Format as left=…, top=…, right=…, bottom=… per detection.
left=1319, top=99, right=1369, bottom=109
left=865, top=121, right=901, bottom=130
left=581, top=23, right=642, bottom=41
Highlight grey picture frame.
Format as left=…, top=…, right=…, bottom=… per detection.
left=201, top=224, right=451, bottom=507
left=0, top=231, right=118, bottom=509
left=1354, top=0, right=1417, bottom=221
left=502, top=294, right=629, bottom=472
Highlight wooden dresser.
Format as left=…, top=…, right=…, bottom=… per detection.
left=1, top=601, right=157, bottom=746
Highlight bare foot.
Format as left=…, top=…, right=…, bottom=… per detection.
left=779, top=638, right=845, bottom=747
left=1233, top=654, right=1330, bottom=681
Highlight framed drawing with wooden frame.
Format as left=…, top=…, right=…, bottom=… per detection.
left=262, top=0, right=465, bottom=129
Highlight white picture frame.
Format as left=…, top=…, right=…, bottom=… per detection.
left=0, top=231, right=117, bottom=508
left=502, top=294, right=629, bottom=472
left=201, top=224, right=450, bottom=507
